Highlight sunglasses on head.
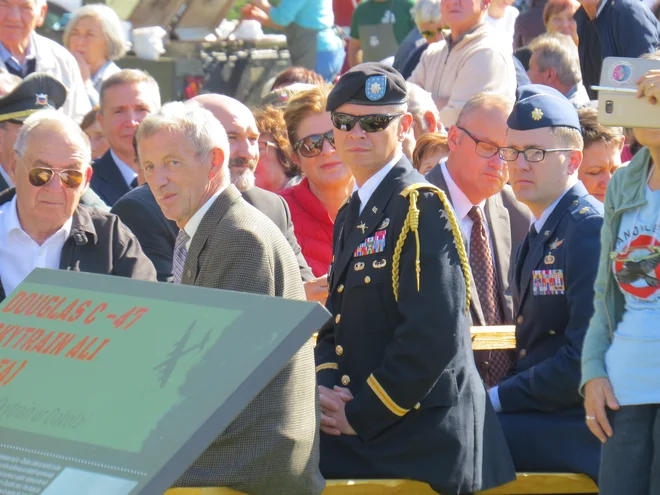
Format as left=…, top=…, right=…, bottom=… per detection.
left=331, top=112, right=403, bottom=133
left=26, top=167, right=85, bottom=188
left=294, top=130, right=335, bottom=158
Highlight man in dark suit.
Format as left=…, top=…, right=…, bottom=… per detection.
left=0, top=108, right=156, bottom=302
left=315, top=62, right=515, bottom=494
left=110, top=185, right=178, bottom=282
left=91, top=69, right=161, bottom=206
left=136, top=100, right=323, bottom=494
left=495, top=84, right=603, bottom=479
left=426, top=92, right=531, bottom=388
left=193, top=93, right=315, bottom=283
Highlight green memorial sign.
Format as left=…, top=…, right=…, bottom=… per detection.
left=0, top=269, right=329, bottom=495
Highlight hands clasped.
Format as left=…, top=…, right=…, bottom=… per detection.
left=318, top=385, right=357, bottom=436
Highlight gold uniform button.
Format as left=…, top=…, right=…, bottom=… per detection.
left=364, top=276, right=371, bottom=284
left=481, top=361, right=490, bottom=370
left=520, top=349, right=527, bottom=358
left=549, top=329, right=556, bottom=335
left=337, top=284, right=344, bottom=293
left=516, top=315, right=524, bottom=325
left=336, top=345, right=344, bottom=356
left=341, top=375, right=350, bottom=386
left=414, top=403, right=421, bottom=410
left=335, top=314, right=341, bottom=324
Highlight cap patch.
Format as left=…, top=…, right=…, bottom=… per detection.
left=365, top=75, right=386, bottom=101
left=531, top=108, right=543, bottom=121
left=35, top=93, right=48, bottom=106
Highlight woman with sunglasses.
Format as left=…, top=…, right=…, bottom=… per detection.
left=281, top=85, right=354, bottom=279
left=582, top=56, right=660, bottom=494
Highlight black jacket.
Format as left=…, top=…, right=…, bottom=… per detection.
left=90, top=149, right=132, bottom=207
left=0, top=188, right=156, bottom=301
left=315, top=157, right=515, bottom=493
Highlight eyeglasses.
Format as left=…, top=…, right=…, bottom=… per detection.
left=420, top=27, right=443, bottom=40
left=455, top=126, right=501, bottom=159
left=499, top=147, right=575, bottom=162
left=18, top=155, right=86, bottom=188
left=331, top=112, right=403, bottom=133
left=258, top=140, right=277, bottom=155
left=294, top=130, right=335, bottom=158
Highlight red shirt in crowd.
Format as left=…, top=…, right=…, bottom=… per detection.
left=280, top=178, right=334, bottom=277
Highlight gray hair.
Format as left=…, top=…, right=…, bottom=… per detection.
left=456, top=91, right=514, bottom=126
left=14, top=110, right=91, bottom=165
left=529, top=33, right=582, bottom=87
left=406, top=82, right=439, bottom=132
left=63, top=4, right=128, bottom=60
left=412, top=0, right=442, bottom=27
left=136, top=101, right=230, bottom=188
left=99, top=69, right=161, bottom=113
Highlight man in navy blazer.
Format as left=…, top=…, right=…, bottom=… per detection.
left=495, top=85, right=603, bottom=479
left=90, top=69, right=161, bottom=206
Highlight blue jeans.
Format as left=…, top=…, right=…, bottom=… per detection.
left=315, top=45, right=346, bottom=82
left=600, top=404, right=660, bottom=495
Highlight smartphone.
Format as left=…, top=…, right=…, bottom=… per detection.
left=594, top=56, right=660, bottom=129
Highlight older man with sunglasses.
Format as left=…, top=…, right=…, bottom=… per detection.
left=315, top=62, right=515, bottom=494
left=0, top=108, right=156, bottom=301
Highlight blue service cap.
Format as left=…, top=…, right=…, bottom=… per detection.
left=507, top=84, right=581, bottom=131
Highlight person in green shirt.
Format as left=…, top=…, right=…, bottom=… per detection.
left=349, top=0, right=416, bottom=66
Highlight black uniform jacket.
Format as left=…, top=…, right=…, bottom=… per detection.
left=0, top=188, right=156, bottom=301
left=315, top=157, right=515, bottom=494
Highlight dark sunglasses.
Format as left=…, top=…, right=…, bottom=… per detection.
left=294, top=130, right=335, bottom=158
left=421, top=27, right=443, bottom=39
left=331, top=112, right=403, bottom=133
left=27, top=167, right=85, bottom=188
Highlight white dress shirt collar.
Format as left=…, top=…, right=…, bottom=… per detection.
left=441, top=159, right=486, bottom=221
left=353, top=153, right=401, bottom=214
left=182, top=188, right=224, bottom=249
left=110, top=149, right=138, bottom=188
left=532, top=187, right=571, bottom=233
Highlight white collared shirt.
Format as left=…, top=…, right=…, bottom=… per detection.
left=441, top=159, right=492, bottom=258
left=531, top=186, right=573, bottom=234
left=0, top=196, right=72, bottom=296
left=354, top=153, right=401, bottom=214
left=0, top=166, right=13, bottom=189
left=182, top=188, right=225, bottom=249
left=110, top=150, right=138, bottom=188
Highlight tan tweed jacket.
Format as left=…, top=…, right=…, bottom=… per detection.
left=173, top=184, right=324, bottom=495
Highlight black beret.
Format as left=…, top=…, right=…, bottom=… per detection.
left=507, top=84, right=581, bottom=131
left=0, top=72, right=67, bottom=124
left=326, top=62, right=407, bottom=112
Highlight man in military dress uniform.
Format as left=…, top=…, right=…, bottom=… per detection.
left=493, top=85, right=603, bottom=479
left=315, top=62, right=515, bottom=495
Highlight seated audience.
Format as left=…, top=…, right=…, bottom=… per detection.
left=281, top=85, right=353, bottom=279
left=575, top=0, right=660, bottom=99
left=408, top=0, right=516, bottom=127
left=63, top=4, right=127, bottom=107
left=80, top=106, right=109, bottom=160
left=527, top=33, right=590, bottom=106
left=412, top=132, right=449, bottom=174
left=577, top=106, right=624, bottom=203
left=582, top=64, right=660, bottom=495
left=0, top=0, right=91, bottom=121
left=271, top=67, right=325, bottom=91
left=396, top=0, right=443, bottom=80
left=253, top=105, right=302, bottom=192
left=495, top=84, right=603, bottom=479
left=0, top=109, right=155, bottom=301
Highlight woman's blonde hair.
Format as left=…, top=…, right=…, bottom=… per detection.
left=283, top=84, right=333, bottom=148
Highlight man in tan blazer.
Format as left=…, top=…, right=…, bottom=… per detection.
left=136, top=100, right=324, bottom=495
left=426, top=92, right=531, bottom=388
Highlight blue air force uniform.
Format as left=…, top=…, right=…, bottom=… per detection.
left=315, top=63, right=515, bottom=495
left=493, top=85, right=603, bottom=480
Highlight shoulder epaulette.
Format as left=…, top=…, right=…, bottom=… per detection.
left=569, top=198, right=602, bottom=221
left=392, top=182, right=470, bottom=314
